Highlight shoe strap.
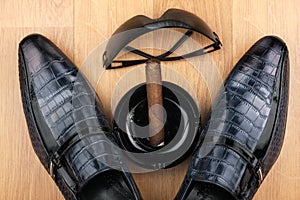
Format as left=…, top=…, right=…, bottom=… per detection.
left=203, top=135, right=263, bottom=199
left=49, top=127, right=120, bottom=192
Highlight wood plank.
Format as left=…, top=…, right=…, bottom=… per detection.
left=0, top=27, right=73, bottom=200
left=0, top=0, right=73, bottom=28
left=233, top=1, right=300, bottom=199
left=0, top=1, right=74, bottom=199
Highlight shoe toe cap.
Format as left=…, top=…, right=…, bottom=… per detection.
left=19, top=34, right=64, bottom=75
left=248, top=35, right=288, bottom=68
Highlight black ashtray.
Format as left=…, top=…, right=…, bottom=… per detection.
left=113, top=81, right=201, bottom=169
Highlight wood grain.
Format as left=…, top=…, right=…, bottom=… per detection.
left=0, top=0, right=299, bottom=199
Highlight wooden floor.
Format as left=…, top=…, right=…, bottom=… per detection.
left=1, top=0, right=300, bottom=199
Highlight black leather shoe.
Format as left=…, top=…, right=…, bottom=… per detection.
left=19, top=34, right=142, bottom=200
left=175, top=36, right=289, bottom=200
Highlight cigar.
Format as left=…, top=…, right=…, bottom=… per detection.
left=145, top=58, right=165, bottom=146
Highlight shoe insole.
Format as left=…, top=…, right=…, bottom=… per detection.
left=185, top=181, right=235, bottom=200
left=78, top=170, right=136, bottom=200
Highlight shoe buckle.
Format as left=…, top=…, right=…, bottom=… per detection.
left=256, top=167, right=263, bottom=185
left=50, top=160, right=55, bottom=178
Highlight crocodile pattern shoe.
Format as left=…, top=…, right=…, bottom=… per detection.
left=19, top=34, right=142, bottom=200
left=175, top=36, right=289, bottom=200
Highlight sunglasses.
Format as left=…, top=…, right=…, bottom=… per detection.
left=103, top=8, right=222, bottom=69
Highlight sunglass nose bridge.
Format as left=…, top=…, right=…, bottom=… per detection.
left=104, top=29, right=194, bottom=69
